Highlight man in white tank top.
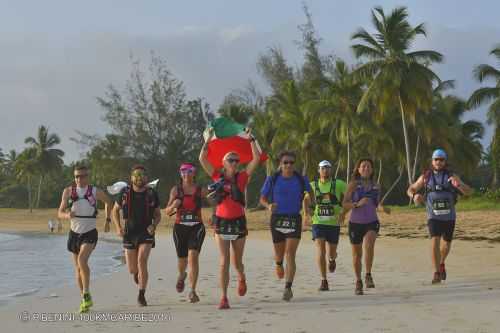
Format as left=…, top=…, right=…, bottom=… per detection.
left=57, top=165, right=113, bottom=313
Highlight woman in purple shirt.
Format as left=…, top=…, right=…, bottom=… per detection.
left=343, top=159, right=390, bottom=296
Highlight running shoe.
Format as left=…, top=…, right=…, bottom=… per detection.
left=188, top=291, right=200, bottom=303
left=439, top=263, right=447, bottom=281
left=276, top=264, right=284, bottom=279
left=319, top=279, right=329, bottom=291
left=282, top=287, right=293, bottom=301
left=355, top=280, right=364, bottom=295
left=328, top=258, right=336, bottom=273
left=176, top=272, right=187, bottom=293
left=82, top=293, right=93, bottom=309
left=218, top=296, right=230, bottom=310
left=432, top=272, right=441, bottom=284
left=79, top=299, right=89, bottom=313
left=238, top=278, right=247, bottom=296
left=138, top=291, right=147, bottom=306
left=365, top=273, right=375, bottom=288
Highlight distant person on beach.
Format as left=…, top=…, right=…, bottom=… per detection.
left=260, top=151, right=312, bottom=302
left=164, top=162, right=209, bottom=303
left=48, top=220, right=55, bottom=233
left=304, top=160, right=347, bottom=291
left=112, top=165, right=161, bottom=307
left=343, top=158, right=391, bottom=295
left=199, top=128, right=261, bottom=310
left=57, top=165, right=113, bottom=313
left=407, top=149, right=472, bottom=284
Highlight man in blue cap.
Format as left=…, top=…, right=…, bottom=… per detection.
left=407, top=149, right=472, bottom=284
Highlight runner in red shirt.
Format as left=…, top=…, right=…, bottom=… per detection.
left=199, top=128, right=261, bottom=309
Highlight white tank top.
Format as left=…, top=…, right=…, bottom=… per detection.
left=70, top=186, right=98, bottom=234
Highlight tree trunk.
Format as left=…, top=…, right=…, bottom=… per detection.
left=335, top=160, right=341, bottom=179
left=411, top=135, right=420, bottom=183
left=28, top=175, right=33, bottom=213
left=380, top=166, right=404, bottom=204
left=398, top=95, right=413, bottom=186
left=36, top=174, right=43, bottom=209
left=347, top=130, right=351, bottom=183
left=377, top=159, right=383, bottom=184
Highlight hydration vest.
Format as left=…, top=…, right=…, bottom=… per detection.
left=176, top=184, right=203, bottom=216
left=312, top=178, right=339, bottom=206
left=68, top=184, right=97, bottom=218
left=423, top=169, right=458, bottom=203
left=353, top=178, right=380, bottom=206
left=120, top=186, right=156, bottom=224
left=212, top=172, right=246, bottom=206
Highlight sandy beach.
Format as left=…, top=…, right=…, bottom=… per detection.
left=1, top=218, right=500, bottom=333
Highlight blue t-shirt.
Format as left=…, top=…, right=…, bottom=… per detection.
left=260, top=174, right=311, bottom=215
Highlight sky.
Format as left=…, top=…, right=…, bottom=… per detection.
left=1, top=0, right=499, bottom=162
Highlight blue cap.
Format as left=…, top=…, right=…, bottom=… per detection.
left=432, top=149, right=447, bottom=160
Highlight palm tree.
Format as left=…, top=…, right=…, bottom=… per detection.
left=468, top=45, right=500, bottom=188
left=351, top=6, right=443, bottom=185
left=24, top=125, right=64, bottom=208
left=14, top=149, right=37, bottom=212
left=317, top=59, right=364, bottom=182
left=269, top=80, right=323, bottom=176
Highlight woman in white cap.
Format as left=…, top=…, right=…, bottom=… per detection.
left=407, top=149, right=472, bottom=284
left=305, top=160, right=347, bottom=291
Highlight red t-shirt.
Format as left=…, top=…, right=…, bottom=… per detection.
left=211, top=170, right=249, bottom=219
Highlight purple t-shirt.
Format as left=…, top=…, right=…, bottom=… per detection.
left=349, top=180, right=380, bottom=224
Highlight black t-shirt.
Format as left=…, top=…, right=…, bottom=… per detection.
left=119, top=188, right=160, bottom=235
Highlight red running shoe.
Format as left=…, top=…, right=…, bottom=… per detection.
left=218, top=296, right=230, bottom=310
left=439, top=263, right=447, bottom=281
left=276, top=264, right=284, bottom=279
left=238, top=278, right=247, bottom=296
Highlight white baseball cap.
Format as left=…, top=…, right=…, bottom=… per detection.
left=318, top=160, right=332, bottom=168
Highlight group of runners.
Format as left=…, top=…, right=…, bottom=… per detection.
left=58, top=130, right=472, bottom=312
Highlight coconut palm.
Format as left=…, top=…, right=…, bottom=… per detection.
left=24, top=125, right=64, bottom=208
left=351, top=6, right=443, bottom=185
left=14, top=149, right=37, bottom=212
left=269, top=80, right=323, bottom=176
left=468, top=45, right=500, bottom=187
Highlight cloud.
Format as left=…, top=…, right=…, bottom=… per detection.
left=0, top=22, right=497, bottom=163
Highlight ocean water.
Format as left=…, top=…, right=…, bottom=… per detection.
left=0, top=232, right=123, bottom=307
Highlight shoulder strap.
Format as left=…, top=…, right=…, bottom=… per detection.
left=269, top=171, right=281, bottom=203
left=70, top=184, right=78, bottom=201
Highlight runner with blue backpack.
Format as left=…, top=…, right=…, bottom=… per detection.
left=260, top=151, right=312, bottom=301
left=407, top=149, right=472, bottom=284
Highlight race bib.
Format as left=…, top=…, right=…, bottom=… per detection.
left=216, top=219, right=245, bottom=240
left=317, top=204, right=334, bottom=221
left=180, top=212, right=201, bottom=226
left=274, top=216, right=299, bottom=234
left=432, top=199, right=451, bottom=215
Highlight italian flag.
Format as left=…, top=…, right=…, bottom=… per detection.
left=204, top=117, right=268, bottom=169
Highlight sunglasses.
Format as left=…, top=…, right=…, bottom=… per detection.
left=180, top=169, right=195, bottom=175
left=132, top=171, right=146, bottom=177
left=226, top=158, right=240, bottom=164
left=283, top=160, right=295, bottom=165
left=433, top=158, right=445, bottom=162
left=74, top=174, right=88, bottom=179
